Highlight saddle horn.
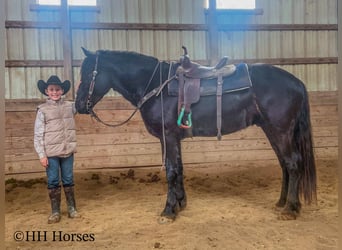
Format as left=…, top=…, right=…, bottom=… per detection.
left=182, top=46, right=188, bottom=56
left=81, top=47, right=96, bottom=57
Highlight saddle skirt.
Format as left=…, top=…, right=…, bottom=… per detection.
left=168, top=63, right=252, bottom=98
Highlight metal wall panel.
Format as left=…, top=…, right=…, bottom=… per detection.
left=4, top=0, right=338, bottom=99
left=5, top=67, right=65, bottom=99
left=5, top=0, right=24, bottom=21
left=253, top=0, right=337, bottom=25
left=6, top=0, right=338, bottom=24
left=281, top=64, right=337, bottom=91
left=6, top=29, right=24, bottom=60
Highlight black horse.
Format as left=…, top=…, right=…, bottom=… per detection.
left=76, top=48, right=316, bottom=221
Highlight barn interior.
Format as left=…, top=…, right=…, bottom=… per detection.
left=3, top=0, right=339, bottom=249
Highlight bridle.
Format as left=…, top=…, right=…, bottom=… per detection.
left=86, top=52, right=99, bottom=114
left=85, top=51, right=141, bottom=127
left=85, top=51, right=174, bottom=128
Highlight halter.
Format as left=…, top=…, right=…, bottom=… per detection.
left=86, top=51, right=170, bottom=128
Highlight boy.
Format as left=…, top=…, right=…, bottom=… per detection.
left=34, top=75, right=80, bottom=223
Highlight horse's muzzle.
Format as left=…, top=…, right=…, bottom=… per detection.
left=75, top=99, right=90, bottom=114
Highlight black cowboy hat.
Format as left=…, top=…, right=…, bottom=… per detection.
left=37, top=75, right=71, bottom=96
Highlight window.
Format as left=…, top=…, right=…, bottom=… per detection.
left=206, top=0, right=255, bottom=9
left=37, top=0, right=96, bottom=6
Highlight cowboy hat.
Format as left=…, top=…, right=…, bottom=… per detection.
left=37, top=75, right=71, bottom=96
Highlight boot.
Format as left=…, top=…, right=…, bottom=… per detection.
left=64, top=186, right=80, bottom=218
left=48, top=186, right=61, bottom=224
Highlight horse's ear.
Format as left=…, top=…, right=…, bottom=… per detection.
left=81, top=47, right=94, bottom=57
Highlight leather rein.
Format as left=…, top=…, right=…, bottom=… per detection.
left=86, top=53, right=173, bottom=127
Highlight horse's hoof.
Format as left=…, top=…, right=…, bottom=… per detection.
left=275, top=201, right=286, bottom=209
left=277, top=210, right=297, bottom=220
left=179, top=198, right=187, bottom=210
left=179, top=202, right=187, bottom=211
left=158, top=216, right=174, bottom=224
left=274, top=204, right=284, bottom=212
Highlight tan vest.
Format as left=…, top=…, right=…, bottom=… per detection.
left=38, top=99, right=76, bottom=157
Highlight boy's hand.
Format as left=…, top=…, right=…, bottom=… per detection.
left=40, top=157, right=49, bottom=168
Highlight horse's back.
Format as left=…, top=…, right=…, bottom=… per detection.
left=249, top=63, right=305, bottom=92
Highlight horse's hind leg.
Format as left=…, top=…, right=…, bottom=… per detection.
left=262, top=128, right=301, bottom=220
left=277, top=150, right=302, bottom=220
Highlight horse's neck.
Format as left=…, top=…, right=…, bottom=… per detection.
left=116, top=60, right=162, bottom=106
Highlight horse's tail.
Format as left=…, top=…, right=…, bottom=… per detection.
left=295, top=88, right=317, bottom=204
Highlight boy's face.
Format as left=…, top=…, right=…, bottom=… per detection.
left=45, top=84, right=63, bottom=101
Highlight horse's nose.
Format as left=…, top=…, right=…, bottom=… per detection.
left=75, top=98, right=86, bottom=114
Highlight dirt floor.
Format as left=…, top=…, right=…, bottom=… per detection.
left=5, top=159, right=338, bottom=250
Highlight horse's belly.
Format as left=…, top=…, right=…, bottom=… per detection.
left=191, top=106, right=251, bottom=137
left=190, top=91, right=254, bottom=137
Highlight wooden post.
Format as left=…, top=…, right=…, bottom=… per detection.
left=338, top=0, right=342, bottom=244
left=0, top=0, right=5, bottom=244
left=207, top=0, right=219, bottom=65
left=61, top=0, right=74, bottom=100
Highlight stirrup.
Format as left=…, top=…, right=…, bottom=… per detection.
left=177, top=106, right=192, bottom=129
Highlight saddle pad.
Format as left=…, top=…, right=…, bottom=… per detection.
left=168, top=63, right=251, bottom=97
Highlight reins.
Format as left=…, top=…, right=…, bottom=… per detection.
left=86, top=53, right=170, bottom=168
left=89, top=108, right=139, bottom=128
left=86, top=53, right=168, bottom=128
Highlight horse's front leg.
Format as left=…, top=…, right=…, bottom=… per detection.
left=159, top=135, right=187, bottom=222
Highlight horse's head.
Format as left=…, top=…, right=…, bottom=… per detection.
left=76, top=47, right=161, bottom=114
left=75, top=47, right=113, bottom=114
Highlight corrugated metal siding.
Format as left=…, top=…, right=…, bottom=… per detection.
left=252, top=0, right=337, bottom=24
left=216, top=0, right=337, bottom=91
left=4, top=0, right=338, bottom=99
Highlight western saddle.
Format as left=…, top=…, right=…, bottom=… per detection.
left=176, top=46, right=236, bottom=139
left=177, top=46, right=229, bottom=79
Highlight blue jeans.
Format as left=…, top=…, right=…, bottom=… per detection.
left=46, top=154, right=74, bottom=189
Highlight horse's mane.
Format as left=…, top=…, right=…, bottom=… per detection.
left=99, top=49, right=158, bottom=62
left=81, top=49, right=159, bottom=76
